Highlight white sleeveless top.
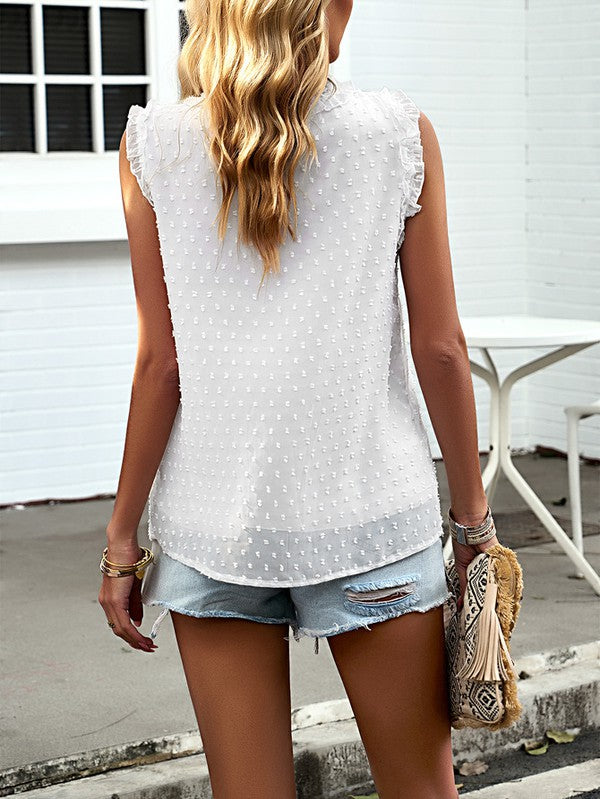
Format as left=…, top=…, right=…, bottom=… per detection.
left=125, top=76, right=444, bottom=587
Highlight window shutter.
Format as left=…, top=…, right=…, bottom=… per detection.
left=0, top=83, right=34, bottom=151
left=0, top=3, right=32, bottom=74
left=103, top=84, right=147, bottom=151
left=46, top=84, right=92, bottom=151
left=101, top=9, right=145, bottom=75
left=179, top=9, right=189, bottom=48
left=43, top=6, right=89, bottom=75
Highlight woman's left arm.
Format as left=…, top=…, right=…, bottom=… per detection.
left=105, top=131, right=181, bottom=558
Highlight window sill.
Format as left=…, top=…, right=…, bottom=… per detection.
left=0, top=152, right=128, bottom=244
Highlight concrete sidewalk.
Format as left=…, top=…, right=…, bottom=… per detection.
left=1, top=452, right=599, bottom=794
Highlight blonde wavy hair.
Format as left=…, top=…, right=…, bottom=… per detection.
left=177, top=0, right=336, bottom=289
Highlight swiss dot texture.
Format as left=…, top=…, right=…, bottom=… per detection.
left=125, top=77, right=444, bottom=587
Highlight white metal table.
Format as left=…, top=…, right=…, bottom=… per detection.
left=441, top=314, right=600, bottom=596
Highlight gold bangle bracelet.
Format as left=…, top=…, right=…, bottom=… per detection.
left=101, top=546, right=152, bottom=569
left=100, top=559, right=153, bottom=579
left=100, top=547, right=154, bottom=578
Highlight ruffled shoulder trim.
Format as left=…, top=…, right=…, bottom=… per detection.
left=125, top=100, right=156, bottom=207
left=313, top=76, right=354, bottom=113
left=377, top=86, right=425, bottom=253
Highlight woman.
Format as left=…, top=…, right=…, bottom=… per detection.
left=99, top=1, right=499, bottom=797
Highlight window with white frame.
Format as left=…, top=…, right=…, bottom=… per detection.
left=0, top=0, right=153, bottom=153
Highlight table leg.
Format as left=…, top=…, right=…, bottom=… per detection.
left=480, top=348, right=502, bottom=504
left=496, top=344, right=600, bottom=596
left=443, top=341, right=600, bottom=596
left=566, top=408, right=585, bottom=578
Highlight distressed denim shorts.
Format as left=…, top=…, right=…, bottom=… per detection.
left=140, top=534, right=451, bottom=654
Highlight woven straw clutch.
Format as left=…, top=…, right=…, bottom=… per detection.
left=443, top=542, right=524, bottom=730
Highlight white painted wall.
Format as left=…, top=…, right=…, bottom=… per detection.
left=1, top=243, right=137, bottom=503
left=350, top=1, right=530, bottom=461
left=1, top=0, right=598, bottom=504
left=525, top=0, right=600, bottom=456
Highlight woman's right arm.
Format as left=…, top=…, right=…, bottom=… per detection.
left=398, top=110, right=499, bottom=562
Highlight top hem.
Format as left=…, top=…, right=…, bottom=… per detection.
left=145, top=527, right=445, bottom=589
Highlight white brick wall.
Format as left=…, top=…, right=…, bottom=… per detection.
left=350, top=1, right=530, bottom=460
left=1, top=243, right=137, bottom=503
left=526, top=0, right=600, bottom=457
left=1, top=0, right=598, bottom=504
left=352, top=0, right=599, bottom=462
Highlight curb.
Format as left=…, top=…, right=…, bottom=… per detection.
left=4, top=644, right=599, bottom=798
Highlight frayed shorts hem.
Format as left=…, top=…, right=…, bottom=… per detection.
left=145, top=601, right=297, bottom=640
left=145, top=590, right=452, bottom=655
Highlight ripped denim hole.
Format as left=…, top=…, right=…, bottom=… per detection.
left=344, top=582, right=416, bottom=605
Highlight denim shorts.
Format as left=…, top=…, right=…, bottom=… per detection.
left=140, top=535, right=451, bottom=654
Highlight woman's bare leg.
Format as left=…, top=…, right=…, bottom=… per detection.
left=327, top=604, right=457, bottom=799
left=170, top=612, right=296, bottom=799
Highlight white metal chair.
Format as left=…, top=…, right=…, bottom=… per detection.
left=564, top=398, right=600, bottom=578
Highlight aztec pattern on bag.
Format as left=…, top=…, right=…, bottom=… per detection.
left=444, top=543, right=523, bottom=731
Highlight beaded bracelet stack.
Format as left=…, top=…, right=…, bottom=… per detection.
left=100, top=546, right=154, bottom=579
left=448, top=506, right=496, bottom=547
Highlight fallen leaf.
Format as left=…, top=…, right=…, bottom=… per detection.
left=458, top=759, right=489, bottom=776
left=523, top=738, right=545, bottom=751
left=524, top=739, right=549, bottom=755
left=545, top=729, right=577, bottom=744
left=348, top=794, right=378, bottom=799
left=455, top=783, right=464, bottom=789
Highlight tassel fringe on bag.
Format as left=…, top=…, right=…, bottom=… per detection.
left=444, top=542, right=524, bottom=731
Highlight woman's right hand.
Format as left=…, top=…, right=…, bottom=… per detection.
left=98, top=543, right=157, bottom=653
